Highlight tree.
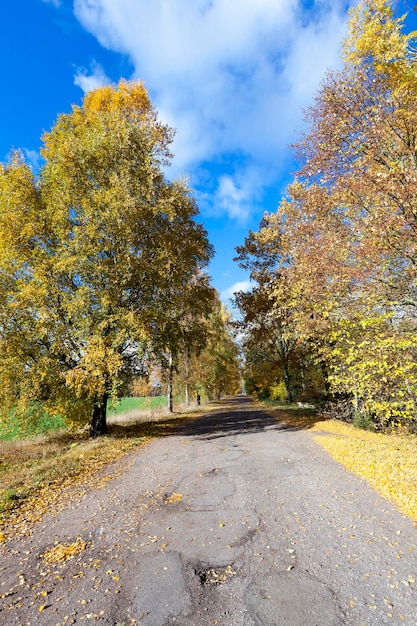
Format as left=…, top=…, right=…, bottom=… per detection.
left=202, top=301, right=241, bottom=400
left=149, top=272, right=216, bottom=412
left=186, top=297, right=241, bottom=401
left=238, top=0, right=417, bottom=423
left=234, top=221, right=325, bottom=402
left=0, top=80, right=213, bottom=435
left=293, top=0, right=417, bottom=421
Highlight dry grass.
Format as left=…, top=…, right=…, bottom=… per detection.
left=261, top=401, right=417, bottom=522
left=0, top=403, right=214, bottom=541
left=107, top=404, right=174, bottom=425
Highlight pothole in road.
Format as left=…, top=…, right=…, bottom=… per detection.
left=196, top=565, right=237, bottom=586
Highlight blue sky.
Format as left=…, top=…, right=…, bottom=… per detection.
left=1, top=1, right=415, bottom=306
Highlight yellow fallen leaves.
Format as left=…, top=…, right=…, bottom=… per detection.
left=262, top=401, right=417, bottom=521
left=310, top=421, right=417, bottom=520
left=42, top=538, right=89, bottom=564
left=202, top=565, right=236, bottom=585
left=0, top=404, right=213, bottom=540
left=0, top=433, right=150, bottom=540
left=164, top=492, right=183, bottom=504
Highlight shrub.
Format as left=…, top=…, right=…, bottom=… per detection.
left=270, top=381, right=288, bottom=403
left=352, top=410, right=375, bottom=431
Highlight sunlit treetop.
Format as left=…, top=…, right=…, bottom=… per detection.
left=83, top=80, right=151, bottom=117
left=343, top=0, right=416, bottom=71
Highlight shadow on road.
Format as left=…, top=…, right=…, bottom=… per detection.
left=108, top=395, right=328, bottom=442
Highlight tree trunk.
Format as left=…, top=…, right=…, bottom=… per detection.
left=184, top=352, right=190, bottom=408
left=282, top=361, right=293, bottom=403
left=167, top=353, right=173, bottom=413
left=300, top=362, right=306, bottom=393
left=90, top=392, right=109, bottom=437
left=320, top=360, right=331, bottom=395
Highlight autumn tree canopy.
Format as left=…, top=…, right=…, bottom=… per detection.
left=0, top=80, right=214, bottom=436
left=235, top=0, right=417, bottom=424
left=168, top=293, right=241, bottom=405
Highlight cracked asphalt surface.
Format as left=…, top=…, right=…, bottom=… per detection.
left=1, top=395, right=417, bottom=625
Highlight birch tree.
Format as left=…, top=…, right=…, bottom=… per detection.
left=0, top=80, right=213, bottom=435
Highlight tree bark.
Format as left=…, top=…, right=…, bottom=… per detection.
left=90, top=392, right=109, bottom=437
left=282, top=361, right=293, bottom=403
left=167, top=353, right=173, bottom=413
left=320, top=360, right=331, bottom=395
left=184, top=353, right=190, bottom=408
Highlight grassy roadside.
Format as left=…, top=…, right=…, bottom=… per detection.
left=260, top=400, right=417, bottom=522
left=107, top=395, right=168, bottom=414
left=0, top=403, right=214, bottom=542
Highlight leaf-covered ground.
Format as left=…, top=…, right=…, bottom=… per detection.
left=263, top=402, right=417, bottom=522
left=0, top=431, right=148, bottom=542
left=0, top=404, right=214, bottom=542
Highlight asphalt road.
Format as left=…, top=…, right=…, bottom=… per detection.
left=1, top=396, right=417, bottom=625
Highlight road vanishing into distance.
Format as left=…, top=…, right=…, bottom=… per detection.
left=1, top=396, right=416, bottom=625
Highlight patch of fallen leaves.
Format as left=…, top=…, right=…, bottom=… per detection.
left=0, top=403, right=218, bottom=542
left=260, top=401, right=417, bottom=521
left=199, top=565, right=237, bottom=585
left=42, top=538, right=89, bottom=564
left=0, top=434, right=149, bottom=541
left=164, top=492, right=183, bottom=504
left=311, top=422, right=417, bottom=521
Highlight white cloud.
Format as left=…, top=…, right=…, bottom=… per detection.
left=72, top=0, right=354, bottom=218
left=214, top=168, right=265, bottom=222
left=24, top=149, right=42, bottom=173
left=217, top=176, right=248, bottom=222
left=221, top=280, right=252, bottom=303
left=74, top=61, right=111, bottom=93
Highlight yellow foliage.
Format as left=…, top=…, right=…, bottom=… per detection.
left=344, top=0, right=413, bottom=69
left=0, top=78, right=213, bottom=433
left=65, top=339, right=124, bottom=398
left=270, top=381, right=288, bottom=403
left=83, top=80, right=150, bottom=119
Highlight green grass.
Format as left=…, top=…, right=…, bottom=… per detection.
left=0, top=397, right=172, bottom=442
left=107, top=396, right=168, bottom=414
left=0, top=404, right=66, bottom=442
